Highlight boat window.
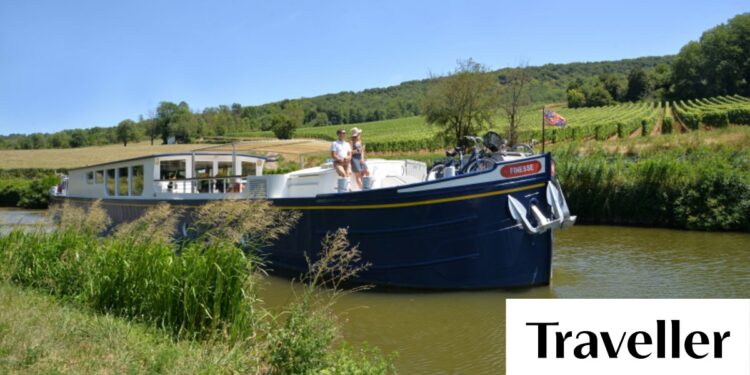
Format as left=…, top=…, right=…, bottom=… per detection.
left=194, top=161, right=213, bottom=193
left=132, top=165, right=144, bottom=196
left=95, top=170, right=104, bottom=184
left=241, top=161, right=256, bottom=176
left=216, top=162, right=233, bottom=193
left=106, top=169, right=116, bottom=196
left=86, top=171, right=94, bottom=184
left=217, top=162, right=232, bottom=176
left=160, top=160, right=186, bottom=180
left=118, top=167, right=130, bottom=196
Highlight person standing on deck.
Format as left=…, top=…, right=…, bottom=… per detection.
left=350, top=127, right=369, bottom=189
left=331, top=129, right=352, bottom=177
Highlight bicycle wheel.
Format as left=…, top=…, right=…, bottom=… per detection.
left=428, top=163, right=447, bottom=180
left=466, top=157, right=496, bottom=173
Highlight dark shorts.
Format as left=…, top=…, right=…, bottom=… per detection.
left=351, top=157, right=367, bottom=173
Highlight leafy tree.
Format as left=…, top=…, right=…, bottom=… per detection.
left=155, top=101, right=192, bottom=143
left=29, top=133, right=45, bottom=149
left=69, top=130, right=88, bottom=148
left=566, top=88, right=586, bottom=108
left=599, top=73, right=624, bottom=101
left=423, top=59, right=500, bottom=146
left=499, top=66, right=531, bottom=145
left=650, top=64, right=672, bottom=100
left=116, top=119, right=138, bottom=146
left=272, top=101, right=303, bottom=139
left=625, top=68, right=650, bottom=101
left=271, top=114, right=295, bottom=139
left=669, top=13, right=750, bottom=98
left=585, top=82, right=614, bottom=107
left=49, top=132, right=70, bottom=148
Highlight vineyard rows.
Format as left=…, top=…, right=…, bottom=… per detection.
left=226, top=96, right=750, bottom=153
left=672, top=95, right=750, bottom=129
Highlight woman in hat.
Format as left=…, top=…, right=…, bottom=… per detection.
left=349, top=127, right=369, bottom=189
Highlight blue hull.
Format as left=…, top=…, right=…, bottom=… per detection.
left=267, top=160, right=555, bottom=289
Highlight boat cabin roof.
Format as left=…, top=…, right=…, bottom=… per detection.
left=67, top=152, right=267, bottom=171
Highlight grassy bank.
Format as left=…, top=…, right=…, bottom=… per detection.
left=0, top=201, right=394, bottom=374
left=0, top=283, right=261, bottom=374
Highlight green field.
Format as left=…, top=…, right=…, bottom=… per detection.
left=226, top=95, right=750, bottom=152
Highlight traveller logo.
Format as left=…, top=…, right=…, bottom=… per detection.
left=500, top=160, right=542, bottom=178
left=506, top=299, right=750, bottom=375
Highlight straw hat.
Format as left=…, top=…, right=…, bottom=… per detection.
left=350, top=127, right=362, bottom=137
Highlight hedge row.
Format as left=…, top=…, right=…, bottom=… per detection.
left=0, top=175, right=59, bottom=208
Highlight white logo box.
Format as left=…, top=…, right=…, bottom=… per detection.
left=506, top=299, right=750, bottom=375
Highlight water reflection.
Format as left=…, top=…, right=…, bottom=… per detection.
left=0, top=208, right=49, bottom=234
left=262, top=225, right=750, bottom=374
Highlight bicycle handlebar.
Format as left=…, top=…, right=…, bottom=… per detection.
left=463, top=136, right=484, bottom=147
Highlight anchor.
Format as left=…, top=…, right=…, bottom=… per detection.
left=508, top=180, right=577, bottom=234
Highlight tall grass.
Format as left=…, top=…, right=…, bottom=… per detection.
left=267, top=228, right=394, bottom=375
left=554, top=141, right=750, bottom=231
left=0, top=200, right=395, bottom=373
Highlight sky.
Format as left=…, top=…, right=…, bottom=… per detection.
left=0, top=0, right=747, bottom=135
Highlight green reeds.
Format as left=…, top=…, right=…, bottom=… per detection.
left=554, top=143, right=750, bottom=231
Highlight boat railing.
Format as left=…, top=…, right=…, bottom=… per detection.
left=153, top=175, right=265, bottom=196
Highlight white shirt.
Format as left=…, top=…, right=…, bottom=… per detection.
left=331, top=140, right=352, bottom=160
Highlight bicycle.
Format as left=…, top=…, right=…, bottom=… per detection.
left=427, top=135, right=497, bottom=180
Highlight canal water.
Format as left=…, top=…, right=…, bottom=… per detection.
left=2, top=209, right=749, bottom=374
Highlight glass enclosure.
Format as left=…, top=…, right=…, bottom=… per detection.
left=118, top=167, right=129, bottom=196
left=159, top=160, right=186, bottom=180
left=216, top=162, right=232, bottom=192
left=241, top=161, right=257, bottom=177
left=194, top=161, right=213, bottom=193
left=106, top=169, right=116, bottom=196
left=132, top=165, right=144, bottom=196
left=95, top=170, right=104, bottom=184
left=86, top=171, right=94, bottom=184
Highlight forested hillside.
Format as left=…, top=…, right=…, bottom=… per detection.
left=0, top=56, right=671, bottom=150
left=4, top=12, right=749, bottom=151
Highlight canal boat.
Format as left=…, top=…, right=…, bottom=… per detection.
left=51, top=147, right=576, bottom=289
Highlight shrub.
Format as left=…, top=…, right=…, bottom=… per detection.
left=701, top=111, right=729, bottom=128
left=662, top=116, right=673, bottom=134
left=272, top=114, right=297, bottom=140
left=681, top=112, right=701, bottom=130
left=727, top=108, right=750, bottom=125
left=321, top=344, right=396, bottom=375
left=0, top=175, right=58, bottom=209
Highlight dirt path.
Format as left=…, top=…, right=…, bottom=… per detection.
left=628, top=127, right=642, bottom=138
left=651, top=109, right=664, bottom=136
left=670, top=108, right=691, bottom=133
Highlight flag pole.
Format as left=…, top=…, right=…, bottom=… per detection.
left=541, top=106, right=545, bottom=153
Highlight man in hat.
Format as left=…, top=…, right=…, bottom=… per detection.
left=331, top=128, right=352, bottom=177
